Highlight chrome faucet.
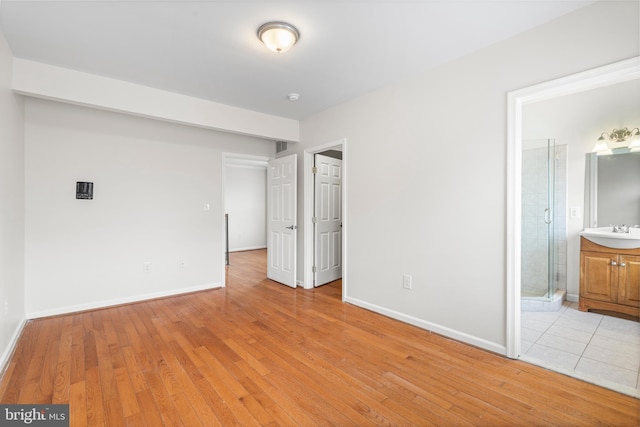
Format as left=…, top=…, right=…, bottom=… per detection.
left=611, top=224, right=636, bottom=233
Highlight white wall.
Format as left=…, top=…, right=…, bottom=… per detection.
left=24, top=99, right=274, bottom=317
left=523, top=78, right=640, bottom=301
left=296, top=1, right=639, bottom=352
left=225, top=165, right=267, bottom=251
left=0, top=26, right=26, bottom=367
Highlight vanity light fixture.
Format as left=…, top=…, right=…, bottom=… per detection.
left=257, top=21, right=300, bottom=53
left=592, top=127, right=640, bottom=155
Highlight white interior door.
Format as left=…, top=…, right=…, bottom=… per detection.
left=314, top=154, right=342, bottom=286
left=267, top=154, right=297, bottom=287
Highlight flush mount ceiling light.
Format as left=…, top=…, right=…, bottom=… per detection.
left=257, top=21, right=299, bottom=53
left=592, top=127, right=640, bottom=155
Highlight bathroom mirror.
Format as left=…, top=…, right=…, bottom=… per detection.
left=584, top=151, right=640, bottom=228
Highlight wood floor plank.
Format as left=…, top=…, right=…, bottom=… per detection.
left=170, top=392, right=205, bottom=427
left=246, top=320, right=413, bottom=425
left=158, top=345, right=224, bottom=426
left=134, top=389, right=166, bottom=427
left=84, top=366, right=106, bottom=427
left=140, top=369, right=182, bottom=426
left=52, top=360, right=72, bottom=405
left=103, top=397, right=126, bottom=427
left=1, top=249, right=638, bottom=426
left=120, top=346, right=147, bottom=394
left=192, top=376, right=242, bottom=427
left=114, top=367, right=140, bottom=418
left=255, top=331, right=414, bottom=425
left=232, top=359, right=318, bottom=426
left=234, top=365, right=298, bottom=426
left=69, top=318, right=86, bottom=387
left=15, top=317, right=57, bottom=403
left=68, top=380, right=87, bottom=427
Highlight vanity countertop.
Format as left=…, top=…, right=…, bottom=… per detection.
left=580, top=227, right=640, bottom=249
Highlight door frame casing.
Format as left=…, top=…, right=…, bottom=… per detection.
left=303, top=139, right=347, bottom=300
left=506, top=57, right=640, bottom=359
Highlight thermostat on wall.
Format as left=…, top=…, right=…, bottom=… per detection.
left=76, top=182, right=93, bottom=199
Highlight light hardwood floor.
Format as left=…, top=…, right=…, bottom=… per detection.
left=1, top=249, right=638, bottom=426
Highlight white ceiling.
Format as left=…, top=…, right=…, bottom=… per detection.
left=0, top=1, right=594, bottom=120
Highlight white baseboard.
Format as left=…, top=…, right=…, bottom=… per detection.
left=0, top=318, right=27, bottom=383
left=27, top=282, right=223, bottom=319
left=229, top=246, right=266, bottom=252
left=566, top=293, right=579, bottom=303
left=344, top=296, right=506, bottom=356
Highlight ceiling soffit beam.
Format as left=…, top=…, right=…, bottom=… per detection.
left=11, top=58, right=299, bottom=143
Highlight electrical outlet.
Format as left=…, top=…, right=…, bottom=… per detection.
left=403, top=274, right=412, bottom=290
left=179, top=259, right=185, bottom=269
left=143, top=262, right=152, bottom=273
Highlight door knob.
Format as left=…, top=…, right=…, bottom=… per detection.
left=285, top=225, right=297, bottom=230
left=611, top=261, right=618, bottom=266
left=620, top=262, right=626, bottom=267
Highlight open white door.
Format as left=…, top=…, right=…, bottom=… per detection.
left=267, top=154, right=297, bottom=287
left=314, top=154, right=342, bottom=286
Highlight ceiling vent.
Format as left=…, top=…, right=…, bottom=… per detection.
left=276, top=141, right=288, bottom=155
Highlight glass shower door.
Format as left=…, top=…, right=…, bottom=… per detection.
left=521, top=138, right=556, bottom=300
left=544, top=138, right=556, bottom=300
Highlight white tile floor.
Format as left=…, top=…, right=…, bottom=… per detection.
left=521, top=301, right=640, bottom=398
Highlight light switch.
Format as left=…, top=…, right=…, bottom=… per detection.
left=570, top=207, right=580, bottom=219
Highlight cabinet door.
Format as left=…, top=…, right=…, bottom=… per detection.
left=618, top=255, right=640, bottom=308
left=580, top=251, right=618, bottom=303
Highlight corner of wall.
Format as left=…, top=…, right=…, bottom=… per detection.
left=0, top=26, right=27, bottom=379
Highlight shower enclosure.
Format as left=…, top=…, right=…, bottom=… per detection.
left=521, top=139, right=567, bottom=306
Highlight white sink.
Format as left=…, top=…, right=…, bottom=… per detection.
left=580, top=227, right=640, bottom=249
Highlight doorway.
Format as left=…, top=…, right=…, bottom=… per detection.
left=224, top=140, right=348, bottom=297
left=313, top=150, right=343, bottom=287
left=222, top=153, right=270, bottom=285
left=303, top=139, right=348, bottom=299
left=507, top=57, right=639, bottom=360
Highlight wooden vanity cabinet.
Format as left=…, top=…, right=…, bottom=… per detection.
left=579, top=237, right=640, bottom=318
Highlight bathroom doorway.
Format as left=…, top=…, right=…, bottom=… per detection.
left=507, top=56, right=640, bottom=397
